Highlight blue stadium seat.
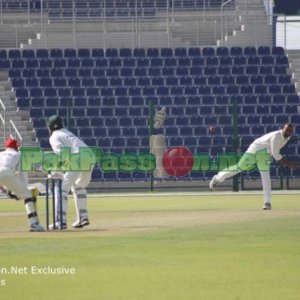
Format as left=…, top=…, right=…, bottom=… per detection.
left=30, top=98, right=44, bottom=109
left=131, top=96, right=145, bottom=106
left=127, top=137, right=140, bottom=148
left=285, top=105, right=297, bottom=114
left=218, top=115, right=231, bottom=125
left=215, top=96, right=230, bottom=107
left=218, top=66, right=231, bottom=76
left=79, top=128, right=93, bottom=137
left=200, top=106, right=213, bottom=115
left=240, top=85, right=253, bottom=94
left=146, top=48, right=159, bottom=57
left=230, top=47, right=243, bottom=56
left=178, top=58, right=191, bottom=67
left=272, top=46, right=284, bottom=56
left=244, top=47, right=256, bottom=56
left=117, top=117, right=131, bottom=128
left=68, top=58, right=80, bottom=68
left=258, top=46, right=270, bottom=56
left=204, top=67, right=217, bottom=75
left=233, top=56, right=246, bottom=65
left=206, top=57, right=218, bottom=66
left=36, top=49, right=49, bottom=58
left=64, top=48, right=76, bottom=58
left=278, top=75, right=291, bottom=84
left=271, top=106, right=283, bottom=114
left=255, top=85, right=267, bottom=94
left=0, top=49, right=7, bottom=59
left=192, top=58, right=205, bottom=68
left=202, top=47, right=215, bottom=56
left=232, top=66, right=244, bottom=75
left=274, top=66, right=287, bottom=74
left=212, top=86, right=225, bottom=95
left=287, top=95, right=300, bottom=104
left=174, top=47, right=187, bottom=57
left=78, top=48, right=90, bottom=58
left=133, top=48, right=145, bottom=57
left=92, top=48, right=105, bottom=58
left=8, top=49, right=21, bottom=59
left=220, top=57, right=232, bottom=65
left=238, top=126, right=250, bottom=135
left=246, top=66, right=259, bottom=74
left=52, top=78, right=66, bottom=87
left=256, top=105, right=269, bottom=115
left=26, top=59, right=38, bottom=68
left=188, top=47, right=201, bottom=57
left=68, top=78, right=80, bottom=87
left=208, top=76, right=221, bottom=85
left=82, top=78, right=94, bottom=87
left=216, top=47, right=229, bottom=56
left=95, top=77, right=108, bottom=87
left=50, top=49, right=63, bottom=58
left=283, top=85, right=296, bottom=94
left=276, top=56, right=288, bottom=65
left=262, top=55, right=274, bottom=65
left=164, top=57, right=177, bottom=67
left=12, top=59, right=25, bottom=69
left=176, top=67, right=189, bottom=76
left=161, top=48, right=173, bottom=57
left=214, top=106, right=227, bottom=115
left=252, top=125, right=266, bottom=136
left=98, top=137, right=111, bottom=148
left=244, top=95, right=257, bottom=105
left=236, top=75, right=248, bottom=85
left=22, top=49, right=35, bottom=59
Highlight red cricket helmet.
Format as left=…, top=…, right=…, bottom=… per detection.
left=5, top=137, right=19, bottom=150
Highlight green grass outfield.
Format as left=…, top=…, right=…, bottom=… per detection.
left=0, top=193, right=300, bottom=300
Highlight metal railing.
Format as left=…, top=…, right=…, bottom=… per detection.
left=0, top=1, right=285, bottom=49
left=9, top=119, right=22, bottom=145
left=220, top=0, right=237, bottom=40
left=0, top=98, right=6, bottom=141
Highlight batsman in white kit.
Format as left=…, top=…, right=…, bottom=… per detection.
left=0, top=138, right=45, bottom=231
left=209, top=123, right=295, bottom=210
left=47, top=115, right=93, bottom=229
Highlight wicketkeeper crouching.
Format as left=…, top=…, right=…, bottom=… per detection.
left=0, top=138, right=45, bottom=232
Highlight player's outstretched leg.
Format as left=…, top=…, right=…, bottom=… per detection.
left=209, top=175, right=219, bottom=191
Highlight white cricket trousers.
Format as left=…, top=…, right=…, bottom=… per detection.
left=55, top=171, right=92, bottom=223
left=215, top=157, right=272, bottom=205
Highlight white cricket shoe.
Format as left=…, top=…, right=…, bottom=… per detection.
left=263, top=203, right=272, bottom=210
left=30, top=222, right=45, bottom=232
left=209, top=175, right=219, bottom=191
left=49, top=222, right=67, bottom=230
left=72, top=218, right=90, bottom=229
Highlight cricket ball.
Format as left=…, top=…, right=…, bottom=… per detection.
left=209, top=126, right=216, bottom=133
left=162, top=146, right=194, bottom=177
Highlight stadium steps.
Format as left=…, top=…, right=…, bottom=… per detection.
left=287, top=50, right=300, bottom=97
left=0, top=12, right=41, bottom=48
left=217, top=0, right=272, bottom=47
left=22, top=20, right=179, bottom=48
left=0, top=72, right=38, bottom=146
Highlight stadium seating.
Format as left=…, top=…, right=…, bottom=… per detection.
left=1, top=46, right=299, bottom=181
left=0, top=0, right=227, bottom=18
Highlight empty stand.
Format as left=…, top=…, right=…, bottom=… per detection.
left=2, top=46, right=299, bottom=181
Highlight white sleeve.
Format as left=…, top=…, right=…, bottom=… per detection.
left=49, top=135, right=64, bottom=155
left=270, top=135, right=283, bottom=161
